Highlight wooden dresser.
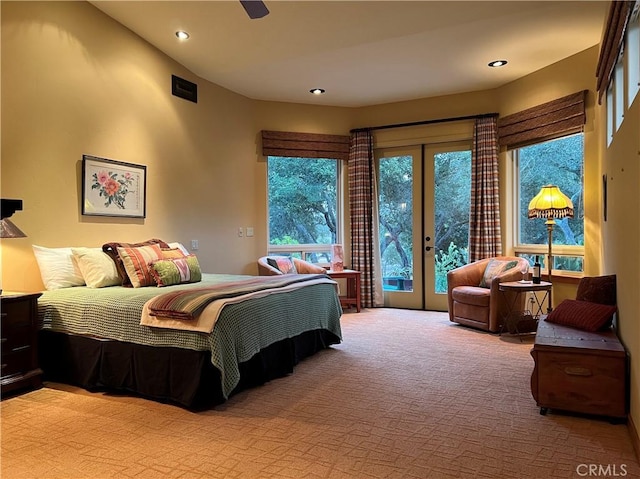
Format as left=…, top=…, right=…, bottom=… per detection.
left=1, top=292, right=43, bottom=397
left=531, top=319, right=628, bottom=421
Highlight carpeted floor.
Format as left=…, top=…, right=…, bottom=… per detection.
left=1, top=308, right=638, bottom=478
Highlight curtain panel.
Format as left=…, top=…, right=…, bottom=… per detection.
left=497, top=90, right=587, bottom=149
left=468, top=116, right=502, bottom=262
left=596, top=0, right=636, bottom=103
left=261, top=130, right=350, bottom=160
left=348, top=131, right=383, bottom=308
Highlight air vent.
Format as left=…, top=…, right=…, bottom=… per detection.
left=171, top=75, right=197, bottom=103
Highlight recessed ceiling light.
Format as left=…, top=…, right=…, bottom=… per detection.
left=310, top=88, right=325, bottom=95
left=176, top=31, right=190, bottom=40
left=488, top=60, right=508, bottom=68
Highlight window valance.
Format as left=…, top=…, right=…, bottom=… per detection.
left=261, top=130, right=350, bottom=160
left=497, top=90, right=587, bottom=149
left=596, top=0, right=636, bottom=103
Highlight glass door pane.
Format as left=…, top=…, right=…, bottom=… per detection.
left=377, top=146, right=423, bottom=309
left=425, top=145, right=471, bottom=311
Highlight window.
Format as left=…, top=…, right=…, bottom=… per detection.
left=628, top=7, right=639, bottom=108
left=614, top=57, right=625, bottom=131
left=606, top=83, right=614, bottom=147
left=513, top=134, right=585, bottom=274
left=267, top=156, right=341, bottom=263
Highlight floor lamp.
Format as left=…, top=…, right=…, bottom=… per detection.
left=527, top=185, right=574, bottom=312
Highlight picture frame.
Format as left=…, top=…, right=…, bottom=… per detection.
left=82, top=155, right=147, bottom=218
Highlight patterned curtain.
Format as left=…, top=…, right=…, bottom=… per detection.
left=468, top=116, right=502, bottom=262
left=348, top=131, right=383, bottom=308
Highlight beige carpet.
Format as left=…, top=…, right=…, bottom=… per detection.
left=1, top=308, right=638, bottom=478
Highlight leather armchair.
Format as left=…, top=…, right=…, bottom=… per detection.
left=447, top=256, right=529, bottom=333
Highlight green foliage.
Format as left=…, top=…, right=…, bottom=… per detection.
left=519, top=134, right=584, bottom=247
left=434, top=151, right=471, bottom=254
left=268, top=157, right=338, bottom=245
left=435, top=242, right=468, bottom=293
left=379, top=156, right=414, bottom=278
left=270, top=235, right=299, bottom=245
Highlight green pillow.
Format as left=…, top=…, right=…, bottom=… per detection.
left=149, top=255, right=202, bottom=287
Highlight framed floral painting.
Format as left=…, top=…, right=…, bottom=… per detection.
left=82, top=155, right=147, bottom=218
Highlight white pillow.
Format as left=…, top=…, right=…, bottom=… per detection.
left=71, top=247, right=120, bottom=288
left=32, top=245, right=86, bottom=290
left=167, top=242, right=190, bottom=256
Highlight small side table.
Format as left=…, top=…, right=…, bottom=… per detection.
left=1, top=291, right=43, bottom=397
left=498, top=281, right=552, bottom=336
left=326, top=269, right=361, bottom=312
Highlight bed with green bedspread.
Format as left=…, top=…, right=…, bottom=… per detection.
left=38, top=273, right=343, bottom=409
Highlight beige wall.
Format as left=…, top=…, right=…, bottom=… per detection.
left=601, top=77, right=640, bottom=441
left=2, top=1, right=264, bottom=289
left=2, top=1, right=637, bottom=434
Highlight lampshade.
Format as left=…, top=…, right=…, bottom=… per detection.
left=527, top=185, right=574, bottom=220
left=0, top=218, right=27, bottom=238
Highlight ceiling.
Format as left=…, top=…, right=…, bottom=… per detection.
left=90, top=1, right=609, bottom=108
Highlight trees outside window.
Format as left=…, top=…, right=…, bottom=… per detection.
left=267, top=156, right=339, bottom=262
left=515, top=133, right=585, bottom=272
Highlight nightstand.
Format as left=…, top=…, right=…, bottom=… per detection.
left=1, top=291, right=43, bottom=397
left=326, top=269, right=361, bottom=312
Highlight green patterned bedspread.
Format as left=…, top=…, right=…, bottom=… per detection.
left=38, top=273, right=343, bottom=398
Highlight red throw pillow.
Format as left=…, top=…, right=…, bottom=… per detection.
left=545, top=299, right=617, bottom=332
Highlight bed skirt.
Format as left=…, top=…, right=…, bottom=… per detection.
left=38, top=328, right=340, bottom=410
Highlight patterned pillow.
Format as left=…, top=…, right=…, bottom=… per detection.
left=149, top=255, right=202, bottom=287
left=576, top=275, right=617, bottom=305
left=102, top=239, right=169, bottom=286
left=545, top=299, right=617, bottom=332
left=117, top=244, right=164, bottom=287
left=161, top=248, right=186, bottom=259
left=71, top=247, right=120, bottom=288
left=273, top=257, right=297, bottom=274
left=479, top=259, right=518, bottom=288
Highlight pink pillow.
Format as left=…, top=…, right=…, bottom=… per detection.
left=545, top=299, right=617, bottom=332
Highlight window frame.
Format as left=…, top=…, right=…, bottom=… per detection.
left=266, top=156, right=344, bottom=264
left=627, top=6, right=640, bottom=108
left=511, top=133, right=585, bottom=277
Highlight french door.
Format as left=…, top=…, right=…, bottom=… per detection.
left=423, top=144, right=472, bottom=311
left=377, top=142, right=471, bottom=311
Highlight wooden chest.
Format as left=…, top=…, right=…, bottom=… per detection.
left=530, top=319, right=628, bottom=420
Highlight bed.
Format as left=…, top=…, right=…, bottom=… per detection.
left=37, top=273, right=342, bottom=410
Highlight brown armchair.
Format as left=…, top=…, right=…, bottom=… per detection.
left=258, top=256, right=328, bottom=276
left=447, top=256, right=529, bottom=333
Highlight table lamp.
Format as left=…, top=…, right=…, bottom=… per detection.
left=1, top=198, right=27, bottom=295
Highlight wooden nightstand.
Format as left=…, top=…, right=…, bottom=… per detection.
left=326, top=269, right=361, bottom=312
left=1, top=291, right=43, bottom=397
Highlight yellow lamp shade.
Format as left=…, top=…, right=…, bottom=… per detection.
left=528, top=185, right=574, bottom=219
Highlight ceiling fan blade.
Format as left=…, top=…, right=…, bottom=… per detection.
left=240, top=0, right=269, bottom=19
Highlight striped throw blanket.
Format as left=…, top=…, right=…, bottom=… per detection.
left=147, top=274, right=329, bottom=321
